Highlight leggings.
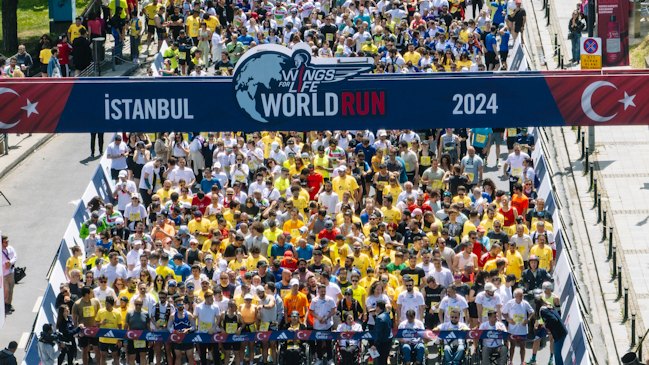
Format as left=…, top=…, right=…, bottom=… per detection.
left=58, top=341, right=77, bottom=365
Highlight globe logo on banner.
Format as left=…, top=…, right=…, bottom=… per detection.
left=232, top=43, right=382, bottom=124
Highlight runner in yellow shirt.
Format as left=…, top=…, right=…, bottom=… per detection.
left=95, top=297, right=123, bottom=364
left=332, top=166, right=360, bottom=201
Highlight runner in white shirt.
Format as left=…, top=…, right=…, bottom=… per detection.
left=474, top=283, right=502, bottom=323
left=397, top=310, right=427, bottom=364
left=93, top=275, right=117, bottom=308
left=435, top=308, right=470, bottom=364
left=502, top=289, right=534, bottom=364
left=193, top=289, right=222, bottom=364
left=478, top=310, right=508, bottom=365
left=113, top=171, right=138, bottom=212
left=309, top=285, right=337, bottom=363
left=438, top=284, right=469, bottom=323
left=396, top=276, right=426, bottom=322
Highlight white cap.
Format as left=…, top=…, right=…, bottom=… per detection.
left=118, top=170, right=128, bottom=178
left=131, top=193, right=139, bottom=199
left=244, top=293, right=254, bottom=300
left=218, top=259, right=228, bottom=271
left=339, top=166, right=347, bottom=172
left=290, top=279, right=300, bottom=286
left=89, top=224, right=97, bottom=234
left=485, top=283, right=496, bottom=292
left=214, top=162, right=222, bottom=169
left=271, top=141, right=280, bottom=150
left=377, top=129, right=387, bottom=137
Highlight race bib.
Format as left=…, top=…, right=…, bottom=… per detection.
left=432, top=180, right=444, bottom=189
left=432, top=301, right=440, bottom=313
left=409, top=274, right=419, bottom=284
left=444, top=146, right=454, bottom=151
left=259, top=321, right=270, bottom=331
left=507, top=128, right=517, bottom=137
left=248, top=323, right=257, bottom=332
left=476, top=134, right=486, bottom=144
left=199, top=321, right=212, bottom=332
left=421, top=156, right=431, bottom=166
left=134, top=340, right=146, bottom=348
left=179, top=53, right=187, bottom=60
left=377, top=181, right=388, bottom=187
left=518, top=246, right=526, bottom=255
left=129, top=213, right=141, bottom=221
left=467, top=172, right=475, bottom=182
left=157, top=319, right=168, bottom=327
left=226, top=323, right=238, bottom=334
left=281, top=289, right=291, bottom=298
left=291, top=229, right=299, bottom=238
left=235, top=174, right=246, bottom=182
left=512, top=167, right=522, bottom=177
left=174, top=275, right=182, bottom=282
left=326, top=33, right=333, bottom=41
left=482, top=306, right=491, bottom=318
left=219, top=67, right=228, bottom=72
left=405, top=163, right=410, bottom=171
left=513, top=314, right=525, bottom=324
left=83, top=306, right=96, bottom=318
left=263, top=30, right=269, bottom=37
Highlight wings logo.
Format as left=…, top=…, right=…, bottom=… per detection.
left=401, top=330, right=415, bottom=338
left=232, top=335, right=248, bottom=342
left=232, top=43, right=383, bottom=124
left=485, top=331, right=501, bottom=339
left=315, top=332, right=333, bottom=340
left=145, top=333, right=162, bottom=341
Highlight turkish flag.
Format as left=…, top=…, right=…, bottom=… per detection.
left=0, top=80, right=75, bottom=133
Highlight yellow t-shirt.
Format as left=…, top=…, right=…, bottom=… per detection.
left=283, top=220, right=305, bottom=243
left=156, top=265, right=176, bottom=280
left=186, top=15, right=202, bottom=37
left=228, top=259, right=248, bottom=272
left=247, top=256, right=268, bottom=271
left=452, top=195, right=472, bottom=207
left=358, top=277, right=377, bottom=294
left=352, top=286, right=367, bottom=308
left=383, top=185, right=402, bottom=200
left=352, top=253, right=371, bottom=276
left=274, top=178, right=291, bottom=197
left=188, top=218, right=212, bottom=244
left=381, top=206, right=401, bottom=224
left=261, top=135, right=283, bottom=159
left=204, top=16, right=219, bottom=31
left=95, top=308, right=122, bottom=344
left=40, top=49, right=52, bottom=64
left=68, top=24, right=86, bottom=42
left=462, top=221, right=478, bottom=239
left=529, top=245, right=553, bottom=270
left=313, top=155, right=330, bottom=179
left=505, top=250, right=524, bottom=279
left=332, top=175, right=359, bottom=201
left=66, top=256, right=83, bottom=273
left=156, top=188, right=174, bottom=203
left=290, top=195, right=309, bottom=213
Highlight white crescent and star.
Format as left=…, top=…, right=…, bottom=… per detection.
left=170, top=333, right=181, bottom=342
left=581, top=81, right=637, bottom=122
left=468, top=330, right=480, bottom=339
left=126, top=331, right=138, bottom=340
left=0, top=87, right=40, bottom=129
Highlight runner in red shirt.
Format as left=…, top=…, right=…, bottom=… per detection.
left=191, top=191, right=212, bottom=214
left=306, top=164, right=324, bottom=201
left=57, top=35, right=73, bottom=77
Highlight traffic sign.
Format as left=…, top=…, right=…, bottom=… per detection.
left=581, top=37, right=602, bottom=69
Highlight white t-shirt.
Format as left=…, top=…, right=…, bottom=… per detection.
left=501, top=299, right=533, bottom=336
left=475, top=292, right=502, bottom=322
left=510, top=234, right=533, bottom=260
left=139, top=161, right=160, bottom=190
left=439, top=295, right=469, bottom=323
left=105, top=263, right=127, bottom=287
left=114, top=180, right=138, bottom=211
left=479, top=321, right=507, bottom=347
left=186, top=274, right=210, bottom=291
left=432, top=267, right=454, bottom=287
left=505, top=152, right=530, bottom=178
left=124, top=203, right=147, bottom=230
left=310, top=296, right=337, bottom=330
left=396, top=290, right=426, bottom=321
left=318, top=192, right=340, bottom=215
left=194, top=302, right=221, bottom=332
left=93, top=287, right=117, bottom=308
left=366, top=294, right=391, bottom=325
left=170, top=167, right=196, bottom=186
left=107, top=142, right=128, bottom=170
left=325, top=283, right=342, bottom=302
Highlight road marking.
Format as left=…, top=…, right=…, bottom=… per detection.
left=18, top=332, right=29, bottom=349
left=32, top=296, right=43, bottom=313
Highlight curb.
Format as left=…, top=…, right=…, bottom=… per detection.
left=0, top=134, right=55, bottom=181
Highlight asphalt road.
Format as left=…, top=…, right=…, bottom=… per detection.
left=0, top=132, right=554, bottom=364
left=0, top=133, right=101, bottom=361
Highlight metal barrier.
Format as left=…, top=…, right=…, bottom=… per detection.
left=0, top=134, right=7, bottom=157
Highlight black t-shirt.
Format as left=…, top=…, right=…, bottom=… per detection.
left=455, top=283, right=471, bottom=298
left=487, top=230, right=509, bottom=246
left=223, top=243, right=248, bottom=259
left=401, top=266, right=426, bottom=287
left=320, top=24, right=338, bottom=47
left=447, top=174, right=469, bottom=196
left=440, top=13, right=453, bottom=29
left=219, top=283, right=237, bottom=299
left=512, top=8, right=526, bottom=26
left=259, top=271, right=276, bottom=284
left=307, top=263, right=324, bottom=275
left=424, top=285, right=446, bottom=309
left=169, top=13, right=183, bottom=35
left=404, top=230, right=426, bottom=249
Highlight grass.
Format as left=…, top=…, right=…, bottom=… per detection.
left=0, top=0, right=91, bottom=55
left=630, top=34, right=649, bottom=68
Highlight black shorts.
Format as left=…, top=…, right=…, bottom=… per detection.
left=406, top=171, right=416, bottom=183
left=148, top=24, right=156, bottom=34
left=500, top=51, right=509, bottom=61
left=111, top=168, right=121, bottom=180
left=173, top=342, right=194, bottom=351
left=179, top=58, right=188, bottom=66
left=133, top=163, right=144, bottom=178
left=127, top=340, right=149, bottom=353
left=506, top=136, right=517, bottom=150
left=40, top=64, right=48, bottom=74
left=99, top=342, right=119, bottom=352
left=485, top=51, right=498, bottom=67
left=223, top=342, right=240, bottom=351
left=468, top=302, right=478, bottom=318
left=78, top=336, right=99, bottom=347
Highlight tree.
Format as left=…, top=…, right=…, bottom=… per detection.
left=2, top=0, right=19, bottom=53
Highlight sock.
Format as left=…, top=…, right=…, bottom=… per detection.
left=531, top=354, right=537, bottom=361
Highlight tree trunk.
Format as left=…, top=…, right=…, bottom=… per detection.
left=2, top=0, right=19, bottom=54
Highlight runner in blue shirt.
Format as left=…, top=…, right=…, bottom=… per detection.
left=484, top=26, right=499, bottom=71
left=471, top=128, right=493, bottom=159
left=499, top=24, right=511, bottom=69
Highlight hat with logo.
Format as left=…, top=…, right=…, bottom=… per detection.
left=324, top=220, right=334, bottom=229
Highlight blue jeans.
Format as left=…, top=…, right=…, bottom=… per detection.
left=444, top=343, right=465, bottom=365
left=571, top=32, right=581, bottom=61
left=553, top=336, right=566, bottom=365
left=402, top=342, right=426, bottom=363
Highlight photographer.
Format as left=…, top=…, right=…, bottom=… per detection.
left=37, top=324, right=60, bottom=365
